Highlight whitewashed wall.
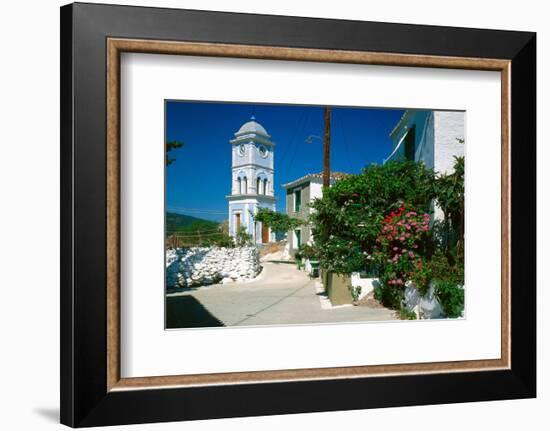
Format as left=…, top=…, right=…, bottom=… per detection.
left=434, top=111, right=465, bottom=174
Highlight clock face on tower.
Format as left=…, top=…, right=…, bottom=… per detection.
left=258, top=145, right=268, bottom=158
left=238, top=144, right=246, bottom=156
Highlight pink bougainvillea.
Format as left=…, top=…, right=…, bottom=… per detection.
left=373, top=203, right=431, bottom=293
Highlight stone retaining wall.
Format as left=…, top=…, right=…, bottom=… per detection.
left=166, top=246, right=261, bottom=289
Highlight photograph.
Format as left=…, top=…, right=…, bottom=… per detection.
left=52, top=1, right=538, bottom=427
left=164, top=101, right=465, bottom=328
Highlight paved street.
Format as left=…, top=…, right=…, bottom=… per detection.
left=166, top=261, right=396, bottom=328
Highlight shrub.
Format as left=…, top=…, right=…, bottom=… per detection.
left=194, top=233, right=236, bottom=248
left=298, top=243, right=318, bottom=260
left=399, top=308, right=417, bottom=320
left=372, top=207, right=464, bottom=317
left=308, top=159, right=465, bottom=318
left=374, top=282, right=404, bottom=310
left=310, top=161, right=436, bottom=274
left=235, top=225, right=252, bottom=247
left=429, top=250, right=464, bottom=317
left=349, top=285, right=362, bottom=303
left=373, top=204, right=432, bottom=308
left=253, top=208, right=304, bottom=234
left=434, top=156, right=464, bottom=257
left=213, top=234, right=235, bottom=248
left=435, top=279, right=464, bottom=318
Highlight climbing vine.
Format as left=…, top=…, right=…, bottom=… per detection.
left=252, top=208, right=304, bottom=234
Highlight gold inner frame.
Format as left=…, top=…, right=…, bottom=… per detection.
left=106, top=38, right=511, bottom=392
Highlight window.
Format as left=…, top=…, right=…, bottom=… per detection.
left=263, top=179, right=268, bottom=195
left=256, top=177, right=261, bottom=194
left=294, top=189, right=302, bottom=212
left=243, top=176, right=247, bottom=195
left=237, top=178, right=242, bottom=194
left=404, top=125, right=416, bottom=161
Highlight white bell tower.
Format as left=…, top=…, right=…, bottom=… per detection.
left=226, top=116, right=276, bottom=244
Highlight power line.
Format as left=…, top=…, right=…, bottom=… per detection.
left=286, top=108, right=311, bottom=179
left=335, top=111, right=356, bottom=174
left=277, top=108, right=306, bottom=169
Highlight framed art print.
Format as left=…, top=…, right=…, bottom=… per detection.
left=60, top=2, right=536, bottom=427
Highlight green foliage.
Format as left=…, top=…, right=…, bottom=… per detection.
left=235, top=225, right=252, bottom=247
left=373, top=204, right=433, bottom=303
left=433, top=156, right=464, bottom=256
left=166, top=140, right=184, bottom=166
left=429, top=249, right=464, bottom=282
left=166, top=213, right=228, bottom=247
left=166, top=212, right=219, bottom=234
left=435, top=280, right=464, bottom=318
left=294, top=248, right=305, bottom=268
left=399, top=308, right=417, bottom=320
left=411, top=258, right=432, bottom=296
left=253, top=208, right=304, bottom=234
left=199, top=233, right=235, bottom=248
left=310, top=161, right=436, bottom=274
left=308, top=159, right=465, bottom=318
left=297, top=243, right=318, bottom=260
left=429, top=250, right=464, bottom=318
left=374, top=282, right=403, bottom=310
left=348, top=285, right=362, bottom=303
left=218, top=219, right=229, bottom=235
left=383, top=249, right=464, bottom=317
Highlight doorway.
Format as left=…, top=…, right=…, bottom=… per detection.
left=261, top=223, right=269, bottom=243
left=294, top=229, right=302, bottom=249
left=235, top=213, right=241, bottom=232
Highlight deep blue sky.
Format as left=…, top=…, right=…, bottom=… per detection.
left=166, top=101, right=404, bottom=222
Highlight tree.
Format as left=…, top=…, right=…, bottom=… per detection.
left=219, top=219, right=229, bottom=235
left=166, top=140, right=184, bottom=166
left=235, top=225, right=253, bottom=247
left=433, top=156, right=464, bottom=258
left=309, top=161, right=437, bottom=274
left=252, top=208, right=304, bottom=234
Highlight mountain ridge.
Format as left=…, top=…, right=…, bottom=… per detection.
left=166, top=212, right=220, bottom=234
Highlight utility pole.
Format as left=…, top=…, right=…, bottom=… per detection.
left=323, top=107, right=331, bottom=189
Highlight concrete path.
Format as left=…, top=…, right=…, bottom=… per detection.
left=166, top=262, right=396, bottom=328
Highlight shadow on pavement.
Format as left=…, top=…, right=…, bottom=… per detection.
left=166, top=295, right=225, bottom=329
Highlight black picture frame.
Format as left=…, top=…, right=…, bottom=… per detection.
left=60, top=2, right=536, bottom=427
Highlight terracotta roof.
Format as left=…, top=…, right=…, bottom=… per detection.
left=309, top=171, right=348, bottom=180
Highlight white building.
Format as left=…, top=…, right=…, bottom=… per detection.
left=386, top=109, right=465, bottom=222
left=282, top=172, right=348, bottom=255
left=226, top=117, right=276, bottom=245
left=385, top=110, right=464, bottom=175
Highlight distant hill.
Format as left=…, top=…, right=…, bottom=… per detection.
left=166, top=212, right=220, bottom=234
